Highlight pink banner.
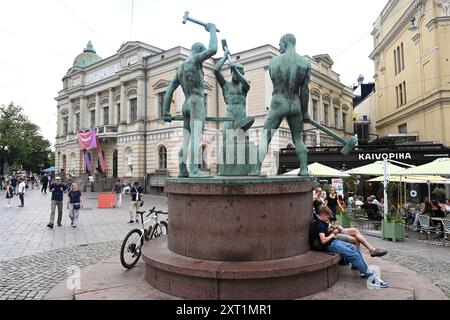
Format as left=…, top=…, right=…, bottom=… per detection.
left=96, top=137, right=108, bottom=172
left=78, top=129, right=97, bottom=150
left=83, top=150, right=93, bottom=174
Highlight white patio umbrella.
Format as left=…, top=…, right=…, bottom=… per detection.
left=283, top=162, right=350, bottom=178
left=345, top=161, right=406, bottom=176
left=401, top=157, right=450, bottom=176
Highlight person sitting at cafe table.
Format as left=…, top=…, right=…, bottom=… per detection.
left=431, top=200, right=445, bottom=218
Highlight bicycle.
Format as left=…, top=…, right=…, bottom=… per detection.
left=120, top=207, right=168, bottom=269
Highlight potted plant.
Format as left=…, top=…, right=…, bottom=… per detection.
left=382, top=211, right=405, bottom=242
left=336, top=207, right=351, bottom=228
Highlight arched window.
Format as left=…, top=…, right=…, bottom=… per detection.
left=158, top=146, right=167, bottom=170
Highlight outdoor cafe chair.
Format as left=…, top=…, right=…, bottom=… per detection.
left=417, top=215, right=440, bottom=242
left=351, top=209, right=370, bottom=230
left=441, top=219, right=450, bottom=247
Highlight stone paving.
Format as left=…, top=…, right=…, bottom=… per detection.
left=0, top=188, right=168, bottom=300
left=0, top=241, right=121, bottom=300
left=1, top=188, right=449, bottom=299
left=0, top=188, right=168, bottom=261
left=364, top=231, right=450, bottom=298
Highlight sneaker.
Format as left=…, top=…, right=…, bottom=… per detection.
left=370, top=249, right=387, bottom=257
left=368, top=277, right=389, bottom=288
left=57, top=223, right=62, bottom=227
left=47, top=223, right=54, bottom=229
left=128, top=220, right=134, bottom=223
left=135, top=220, right=139, bottom=223
left=73, top=225, right=77, bottom=228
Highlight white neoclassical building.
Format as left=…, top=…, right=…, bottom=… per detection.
left=55, top=40, right=354, bottom=193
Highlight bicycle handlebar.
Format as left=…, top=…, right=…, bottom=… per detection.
left=145, top=207, right=167, bottom=217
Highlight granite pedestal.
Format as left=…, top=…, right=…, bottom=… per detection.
left=142, top=177, right=340, bottom=299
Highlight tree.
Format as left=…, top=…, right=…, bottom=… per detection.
left=0, top=102, right=53, bottom=174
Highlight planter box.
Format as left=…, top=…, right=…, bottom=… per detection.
left=337, top=214, right=351, bottom=228
left=382, top=220, right=405, bottom=242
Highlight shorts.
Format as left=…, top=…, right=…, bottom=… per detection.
left=336, top=233, right=350, bottom=242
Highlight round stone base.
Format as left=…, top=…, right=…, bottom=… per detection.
left=142, top=237, right=340, bottom=300
left=165, top=176, right=314, bottom=261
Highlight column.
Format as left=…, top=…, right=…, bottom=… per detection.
left=109, top=88, right=114, bottom=126
left=80, top=96, right=87, bottom=129
left=56, top=108, right=62, bottom=138
left=339, top=103, right=343, bottom=130
left=68, top=101, right=75, bottom=134
left=137, top=76, right=145, bottom=121
left=330, top=99, right=334, bottom=127
left=308, top=94, right=313, bottom=119
left=95, top=92, right=101, bottom=127
left=120, top=82, right=126, bottom=124
left=318, top=93, right=323, bottom=123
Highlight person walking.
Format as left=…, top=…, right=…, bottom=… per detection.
left=5, top=181, right=14, bottom=207
left=11, top=176, right=18, bottom=194
left=17, top=177, right=26, bottom=207
left=112, top=179, right=123, bottom=208
left=67, top=183, right=83, bottom=228
left=47, top=176, right=67, bottom=228
left=128, top=181, right=143, bottom=223
left=41, top=174, right=49, bottom=193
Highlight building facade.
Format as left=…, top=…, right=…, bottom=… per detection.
left=55, top=41, right=354, bottom=192
left=370, top=0, right=450, bottom=146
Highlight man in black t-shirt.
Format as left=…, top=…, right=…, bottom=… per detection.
left=47, top=177, right=67, bottom=228
left=315, top=207, right=389, bottom=288
left=41, top=174, right=49, bottom=193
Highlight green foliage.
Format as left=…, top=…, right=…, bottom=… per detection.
left=0, top=102, right=53, bottom=174
left=336, top=207, right=350, bottom=219
left=432, top=188, right=446, bottom=201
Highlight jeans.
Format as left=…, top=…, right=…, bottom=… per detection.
left=19, top=193, right=24, bottom=206
left=69, top=204, right=80, bottom=226
left=49, top=200, right=63, bottom=225
left=328, top=240, right=370, bottom=277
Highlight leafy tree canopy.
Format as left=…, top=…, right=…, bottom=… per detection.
left=0, top=102, right=53, bottom=174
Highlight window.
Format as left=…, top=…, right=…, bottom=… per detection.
left=157, top=92, right=165, bottom=119
left=354, top=123, right=369, bottom=142
left=401, top=43, right=405, bottom=71
left=397, top=46, right=401, bottom=74
left=324, top=104, right=329, bottom=126
left=342, top=113, right=347, bottom=132
left=396, top=86, right=399, bottom=107
left=312, top=99, right=318, bottom=120
left=394, top=49, right=397, bottom=75
left=204, top=93, right=208, bottom=117
left=403, top=81, right=407, bottom=104
left=117, top=103, right=121, bottom=124
left=90, top=110, right=96, bottom=127
left=399, top=123, right=407, bottom=134
left=399, top=83, right=403, bottom=106
left=129, top=98, right=137, bottom=122
left=158, top=146, right=167, bottom=170
left=75, top=113, right=80, bottom=131
left=103, top=107, right=109, bottom=125
left=334, top=108, right=339, bottom=128
left=62, top=116, right=68, bottom=136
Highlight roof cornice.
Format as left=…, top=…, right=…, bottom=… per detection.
left=369, top=0, right=424, bottom=60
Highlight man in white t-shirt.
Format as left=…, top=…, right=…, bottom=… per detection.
left=18, top=177, right=26, bottom=207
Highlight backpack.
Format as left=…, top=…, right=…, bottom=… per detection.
left=309, top=220, right=326, bottom=252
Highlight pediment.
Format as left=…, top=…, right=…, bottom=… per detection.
left=313, top=54, right=334, bottom=67
left=153, top=79, right=171, bottom=89
left=117, top=42, right=139, bottom=54
left=65, top=67, right=82, bottom=78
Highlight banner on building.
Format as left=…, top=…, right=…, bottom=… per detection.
left=96, top=137, right=108, bottom=173
left=77, top=129, right=97, bottom=150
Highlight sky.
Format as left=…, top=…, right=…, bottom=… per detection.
left=0, top=0, right=389, bottom=148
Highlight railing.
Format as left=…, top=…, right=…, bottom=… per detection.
left=96, top=125, right=118, bottom=135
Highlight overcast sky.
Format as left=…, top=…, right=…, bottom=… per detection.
left=0, top=0, right=388, bottom=147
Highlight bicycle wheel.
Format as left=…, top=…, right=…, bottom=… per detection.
left=151, top=221, right=168, bottom=239
left=120, top=229, right=143, bottom=269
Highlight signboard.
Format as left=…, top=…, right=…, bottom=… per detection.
left=86, top=63, right=122, bottom=84
left=332, top=179, right=344, bottom=198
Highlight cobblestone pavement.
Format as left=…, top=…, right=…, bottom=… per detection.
left=0, top=241, right=121, bottom=300
left=0, top=188, right=168, bottom=261
left=363, top=231, right=450, bottom=298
